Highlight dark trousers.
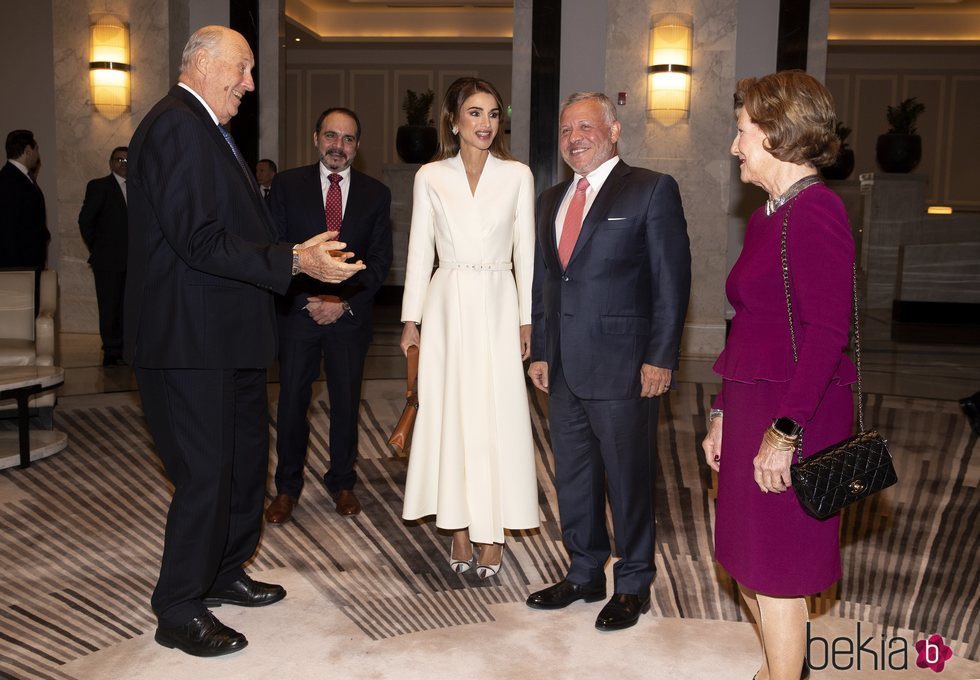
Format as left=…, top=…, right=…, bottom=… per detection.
left=548, top=361, right=659, bottom=595
left=93, top=268, right=126, bottom=356
left=136, top=367, right=269, bottom=626
left=274, top=327, right=369, bottom=498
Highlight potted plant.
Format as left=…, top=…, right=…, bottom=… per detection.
left=821, top=121, right=855, bottom=181
left=396, top=89, right=437, bottom=164
left=875, top=97, right=925, bottom=173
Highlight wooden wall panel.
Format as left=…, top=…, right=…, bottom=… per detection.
left=946, top=77, right=980, bottom=208
left=350, top=71, right=390, bottom=179
left=853, top=76, right=897, bottom=178
left=827, top=45, right=980, bottom=210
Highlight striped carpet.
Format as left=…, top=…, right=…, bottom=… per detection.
left=0, top=381, right=976, bottom=679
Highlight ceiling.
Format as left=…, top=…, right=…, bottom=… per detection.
left=284, top=0, right=980, bottom=43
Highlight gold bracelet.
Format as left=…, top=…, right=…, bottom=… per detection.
left=763, top=426, right=798, bottom=452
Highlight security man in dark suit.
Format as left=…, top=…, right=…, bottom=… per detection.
left=126, top=25, right=365, bottom=658
left=0, top=129, right=48, bottom=269
left=526, top=92, right=691, bottom=631
left=264, top=108, right=392, bottom=523
left=79, top=146, right=129, bottom=365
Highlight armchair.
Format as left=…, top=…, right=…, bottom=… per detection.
left=0, top=270, right=58, bottom=420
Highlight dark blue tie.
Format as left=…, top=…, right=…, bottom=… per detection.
left=218, top=125, right=257, bottom=194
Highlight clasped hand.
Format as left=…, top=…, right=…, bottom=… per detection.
left=753, top=442, right=794, bottom=494
left=296, top=231, right=365, bottom=284
left=305, top=295, right=345, bottom=325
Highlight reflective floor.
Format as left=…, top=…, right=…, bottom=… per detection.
left=55, top=304, right=980, bottom=405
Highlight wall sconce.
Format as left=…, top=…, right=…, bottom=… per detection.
left=89, top=15, right=130, bottom=118
left=648, top=13, right=692, bottom=125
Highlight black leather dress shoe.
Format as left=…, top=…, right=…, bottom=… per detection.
left=526, top=579, right=607, bottom=610
left=595, top=592, right=651, bottom=631
left=202, top=575, right=286, bottom=608
left=155, top=611, right=247, bottom=657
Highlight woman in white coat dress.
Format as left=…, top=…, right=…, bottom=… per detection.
left=400, top=77, right=539, bottom=579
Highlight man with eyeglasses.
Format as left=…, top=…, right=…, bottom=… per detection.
left=264, top=107, right=392, bottom=523
left=79, top=146, right=129, bottom=366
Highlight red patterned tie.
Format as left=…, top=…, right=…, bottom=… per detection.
left=325, top=173, right=343, bottom=235
left=557, top=177, right=589, bottom=269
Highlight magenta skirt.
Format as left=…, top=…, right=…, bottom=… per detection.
left=714, top=379, right=852, bottom=596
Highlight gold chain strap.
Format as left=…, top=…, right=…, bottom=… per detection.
left=779, top=199, right=865, bottom=463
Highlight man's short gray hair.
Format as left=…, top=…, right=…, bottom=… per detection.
left=560, top=92, right=618, bottom=125
left=179, top=26, right=226, bottom=74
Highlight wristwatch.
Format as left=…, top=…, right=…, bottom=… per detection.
left=771, top=417, right=803, bottom=437
left=291, top=246, right=300, bottom=276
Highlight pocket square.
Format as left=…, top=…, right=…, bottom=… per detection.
left=606, top=217, right=628, bottom=221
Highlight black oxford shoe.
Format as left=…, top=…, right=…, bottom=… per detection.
left=154, top=611, right=247, bottom=657
left=594, top=592, right=651, bottom=631
left=526, top=579, right=607, bottom=610
left=203, top=575, right=286, bottom=608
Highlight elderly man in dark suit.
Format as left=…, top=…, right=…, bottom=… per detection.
left=264, top=108, right=392, bottom=523
left=526, top=92, right=691, bottom=631
left=0, top=129, right=48, bottom=269
left=79, top=146, right=129, bottom=366
left=126, top=25, right=365, bottom=658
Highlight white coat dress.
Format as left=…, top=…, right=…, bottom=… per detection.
left=400, top=153, right=539, bottom=544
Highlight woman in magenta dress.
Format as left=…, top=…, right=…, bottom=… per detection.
left=702, top=71, right=857, bottom=680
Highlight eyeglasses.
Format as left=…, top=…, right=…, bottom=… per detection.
left=111, top=157, right=128, bottom=164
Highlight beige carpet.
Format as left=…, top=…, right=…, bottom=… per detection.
left=1, top=380, right=978, bottom=679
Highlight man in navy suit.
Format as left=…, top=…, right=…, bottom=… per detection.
left=126, top=26, right=365, bottom=657
left=526, top=92, right=691, bottom=631
left=0, top=129, right=48, bottom=269
left=264, top=108, right=392, bottom=524
left=79, top=146, right=129, bottom=365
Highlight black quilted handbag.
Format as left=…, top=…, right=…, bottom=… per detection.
left=778, top=196, right=898, bottom=520
left=790, top=430, right=897, bottom=519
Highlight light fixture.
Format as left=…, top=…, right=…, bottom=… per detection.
left=927, top=206, right=953, bottom=215
left=89, top=14, right=130, bottom=118
left=648, top=13, right=692, bottom=124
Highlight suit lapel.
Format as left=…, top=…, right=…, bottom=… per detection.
left=343, top=170, right=366, bottom=236
left=566, top=160, right=630, bottom=269
left=171, top=87, right=271, bottom=231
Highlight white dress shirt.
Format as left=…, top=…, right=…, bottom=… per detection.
left=319, top=163, right=352, bottom=216
left=554, top=155, right=621, bottom=242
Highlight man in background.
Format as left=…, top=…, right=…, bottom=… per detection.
left=79, top=146, right=129, bottom=366
left=0, top=129, right=48, bottom=269
left=265, top=107, right=392, bottom=523
left=255, top=158, right=276, bottom=199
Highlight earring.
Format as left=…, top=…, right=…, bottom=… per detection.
left=452, top=127, right=458, bottom=135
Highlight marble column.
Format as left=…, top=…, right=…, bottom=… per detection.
left=51, top=0, right=172, bottom=334
left=605, top=0, right=740, bottom=358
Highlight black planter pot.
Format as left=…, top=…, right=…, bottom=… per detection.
left=876, top=133, right=922, bottom=173
left=396, top=126, right=438, bottom=164
left=820, top=148, right=855, bottom=181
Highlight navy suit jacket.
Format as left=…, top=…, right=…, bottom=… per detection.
left=78, top=174, right=128, bottom=272
left=0, top=161, right=48, bottom=268
left=531, top=160, right=691, bottom=400
left=124, top=85, right=293, bottom=368
left=268, top=163, right=392, bottom=338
